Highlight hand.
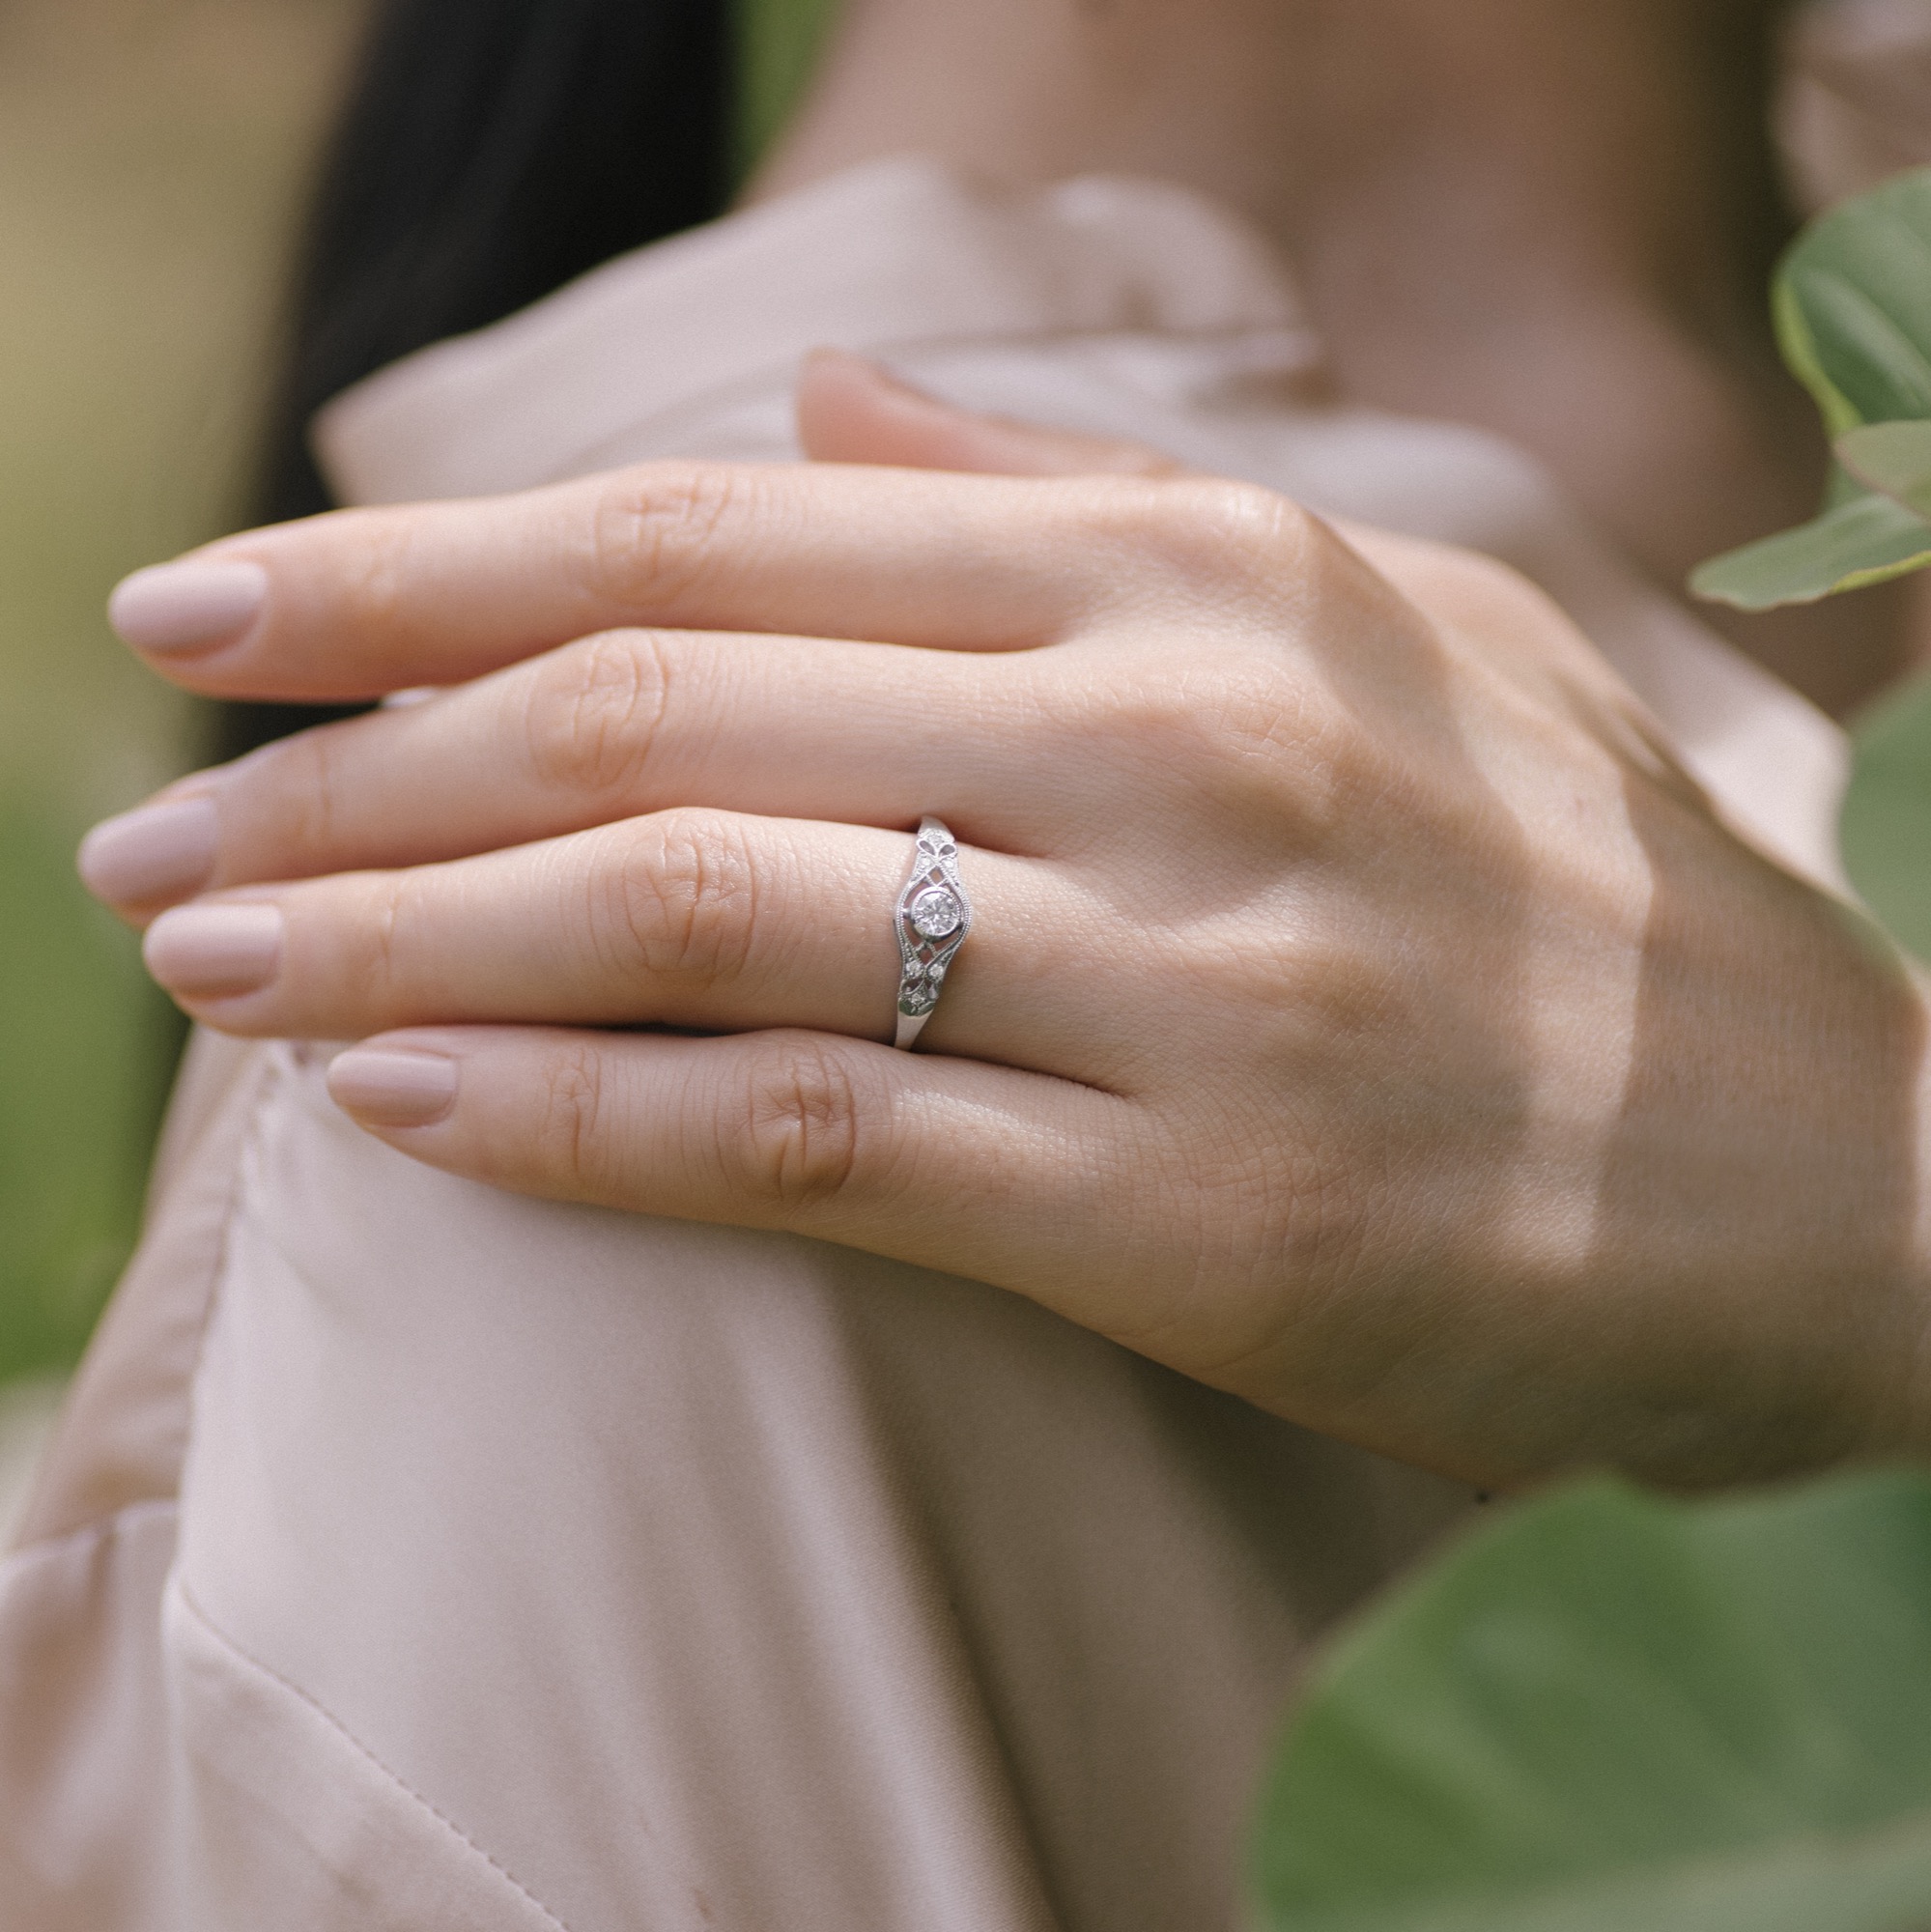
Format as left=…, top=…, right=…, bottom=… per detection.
left=80, top=357, right=1931, bottom=1489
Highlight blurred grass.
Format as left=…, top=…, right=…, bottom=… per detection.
left=0, top=0, right=361, bottom=1383
left=734, top=0, right=838, bottom=181
left=0, top=798, right=168, bottom=1367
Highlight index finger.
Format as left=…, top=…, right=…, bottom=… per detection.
left=107, top=461, right=1292, bottom=702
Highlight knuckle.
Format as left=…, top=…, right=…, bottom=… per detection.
left=727, top=1035, right=874, bottom=1211
left=335, top=506, right=421, bottom=633
left=533, top=1040, right=611, bottom=1192
left=1082, top=651, right=1337, bottom=810
left=521, top=630, right=672, bottom=801
left=596, top=809, right=757, bottom=988
left=336, top=868, right=410, bottom=1009
left=1089, top=475, right=1311, bottom=600
left=245, top=720, right=350, bottom=864
left=583, top=464, right=750, bottom=612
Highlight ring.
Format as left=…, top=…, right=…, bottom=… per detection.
left=894, top=817, right=972, bottom=1050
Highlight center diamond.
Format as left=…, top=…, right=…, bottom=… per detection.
left=908, top=887, right=963, bottom=941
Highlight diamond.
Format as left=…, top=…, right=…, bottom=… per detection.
left=908, top=887, right=963, bottom=940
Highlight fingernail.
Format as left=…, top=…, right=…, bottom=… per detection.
left=327, top=1047, right=458, bottom=1127
left=76, top=795, right=219, bottom=905
left=108, top=558, right=268, bottom=655
left=143, top=903, right=283, bottom=999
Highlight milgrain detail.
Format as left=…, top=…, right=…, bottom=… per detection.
left=168, top=1575, right=573, bottom=1931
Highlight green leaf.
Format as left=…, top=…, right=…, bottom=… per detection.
left=1690, top=489, right=1931, bottom=609
left=1840, top=668, right=1931, bottom=963
left=1252, top=1472, right=1931, bottom=1932
left=1691, top=168, right=1931, bottom=609
left=1839, top=420, right=1931, bottom=522
left=1777, top=168, right=1931, bottom=434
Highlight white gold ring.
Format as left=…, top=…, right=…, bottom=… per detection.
left=894, top=817, right=972, bottom=1051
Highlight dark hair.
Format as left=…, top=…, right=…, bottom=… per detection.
left=217, top=0, right=732, bottom=760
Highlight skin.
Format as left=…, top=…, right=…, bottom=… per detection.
left=78, top=0, right=1931, bottom=1487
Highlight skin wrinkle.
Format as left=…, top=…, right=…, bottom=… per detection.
left=535, top=629, right=676, bottom=806
left=584, top=468, right=753, bottom=628
left=283, top=726, right=348, bottom=878
left=1104, top=480, right=1313, bottom=611
left=1148, top=1107, right=1346, bottom=1378
left=537, top=1038, right=611, bottom=1204
left=365, top=870, right=408, bottom=1015
left=609, top=811, right=764, bottom=996
left=841, top=1066, right=1127, bottom=1272
left=218, top=724, right=351, bottom=886
left=735, top=1036, right=877, bottom=1213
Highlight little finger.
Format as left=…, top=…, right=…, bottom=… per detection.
left=325, top=1023, right=1163, bottom=1338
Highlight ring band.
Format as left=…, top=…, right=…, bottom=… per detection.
left=894, top=817, right=972, bottom=1051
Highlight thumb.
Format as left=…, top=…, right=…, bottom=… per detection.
left=795, top=347, right=1185, bottom=478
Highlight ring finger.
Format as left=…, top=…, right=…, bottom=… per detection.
left=140, top=809, right=1109, bottom=1080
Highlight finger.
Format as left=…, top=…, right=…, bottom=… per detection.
left=796, top=348, right=1185, bottom=478
left=323, top=1023, right=1166, bottom=1343
left=786, top=355, right=1560, bottom=641
left=139, top=810, right=1102, bottom=1078
left=79, top=628, right=1060, bottom=916
left=105, top=458, right=1236, bottom=702
left=790, top=354, right=1605, bottom=697
left=785, top=357, right=1602, bottom=702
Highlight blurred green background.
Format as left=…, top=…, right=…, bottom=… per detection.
left=0, top=0, right=362, bottom=1395
left=4, top=0, right=1931, bottom=1420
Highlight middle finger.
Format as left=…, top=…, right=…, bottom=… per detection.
left=82, top=628, right=1065, bottom=916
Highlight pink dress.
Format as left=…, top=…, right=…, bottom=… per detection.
left=0, top=158, right=1851, bottom=1930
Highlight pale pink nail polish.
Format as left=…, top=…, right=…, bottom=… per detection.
left=327, top=1047, right=458, bottom=1127
left=77, top=796, right=218, bottom=906
left=108, top=558, right=268, bottom=655
left=143, top=903, right=283, bottom=999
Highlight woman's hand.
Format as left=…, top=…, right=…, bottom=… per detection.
left=78, top=364, right=1931, bottom=1490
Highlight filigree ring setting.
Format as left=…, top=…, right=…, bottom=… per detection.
left=894, top=817, right=972, bottom=1051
